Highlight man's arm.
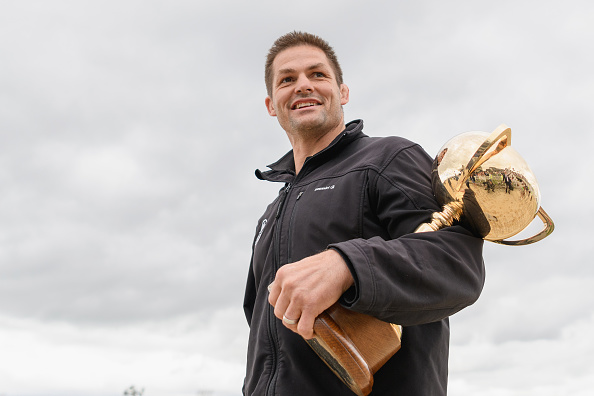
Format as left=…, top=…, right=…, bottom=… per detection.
left=331, top=226, right=484, bottom=326
left=329, top=143, right=485, bottom=325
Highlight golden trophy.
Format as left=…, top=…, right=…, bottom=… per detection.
left=307, top=124, right=555, bottom=396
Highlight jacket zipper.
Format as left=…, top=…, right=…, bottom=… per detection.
left=263, top=155, right=317, bottom=394
left=266, top=183, right=291, bottom=396
left=287, top=191, right=304, bottom=263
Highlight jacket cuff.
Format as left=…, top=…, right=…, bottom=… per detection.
left=326, top=247, right=358, bottom=306
left=327, top=241, right=372, bottom=309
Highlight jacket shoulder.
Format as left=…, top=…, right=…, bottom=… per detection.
left=349, top=135, right=433, bottom=173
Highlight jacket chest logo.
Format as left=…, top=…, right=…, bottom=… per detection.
left=314, top=184, right=335, bottom=192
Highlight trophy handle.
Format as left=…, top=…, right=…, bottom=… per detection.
left=492, top=207, right=555, bottom=246
left=448, top=124, right=511, bottom=193
left=465, top=124, right=512, bottom=175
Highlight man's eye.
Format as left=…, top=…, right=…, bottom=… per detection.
left=314, top=72, right=325, bottom=78
left=281, top=77, right=293, bottom=83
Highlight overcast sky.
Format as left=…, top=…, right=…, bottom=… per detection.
left=0, top=1, right=592, bottom=395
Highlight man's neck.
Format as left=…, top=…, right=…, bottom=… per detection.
left=288, top=124, right=345, bottom=174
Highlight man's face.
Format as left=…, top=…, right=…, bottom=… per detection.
left=265, top=45, right=349, bottom=138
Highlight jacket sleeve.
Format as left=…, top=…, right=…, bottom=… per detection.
left=328, top=143, right=485, bottom=326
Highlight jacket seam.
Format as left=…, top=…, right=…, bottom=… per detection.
left=288, top=165, right=376, bottom=189
left=378, top=143, right=428, bottom=210
left=377, top=141, right=421, bottom=174
left=358, top=169, right=367, bottom=237
left=376, top=172, right=424, bottom=210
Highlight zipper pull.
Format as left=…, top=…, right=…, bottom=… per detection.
left=276, top=183, right=292, bottom=218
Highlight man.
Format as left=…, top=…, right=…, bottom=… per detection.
left=243, top=31, right=485, bottom=395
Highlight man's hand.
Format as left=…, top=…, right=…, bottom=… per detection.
left=267, top=249, right=354, bottom=339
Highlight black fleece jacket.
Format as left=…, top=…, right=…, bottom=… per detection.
left=243, top=119, right=485, bottom=396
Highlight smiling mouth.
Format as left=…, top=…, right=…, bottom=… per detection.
left=292, top=102, right=320, bottom=110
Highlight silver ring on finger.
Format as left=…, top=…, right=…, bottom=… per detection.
left=282, top=315, right=299, bottom=325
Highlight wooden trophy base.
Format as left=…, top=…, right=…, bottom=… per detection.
left=307, top=304, right=402, bottom=396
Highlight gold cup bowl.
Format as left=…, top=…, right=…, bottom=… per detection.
left=419, top=124, right=554, bottom=244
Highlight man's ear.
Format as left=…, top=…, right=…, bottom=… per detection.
left=265, top=96, right=277, bottom=116
left=340, top=84, right=350, bottom=106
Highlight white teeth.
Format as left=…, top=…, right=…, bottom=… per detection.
left=295, top=102, right=318, bottom=109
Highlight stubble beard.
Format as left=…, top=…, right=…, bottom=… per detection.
left=286, top=106, right=344, bottom=143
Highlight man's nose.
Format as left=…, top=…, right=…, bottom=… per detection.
left=295, top=74, right=313, bottom=94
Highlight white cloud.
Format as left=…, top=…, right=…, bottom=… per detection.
left=0, top=310, right=248, bottom=396
left=0, top=0, right=591, bottom=394
left=450, top=313, right=594, bottom=396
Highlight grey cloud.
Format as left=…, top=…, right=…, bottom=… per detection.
left=0, top=0, right=592, bottom=395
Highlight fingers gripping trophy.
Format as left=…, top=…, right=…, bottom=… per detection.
left=307, top=124, right=555, bottom=396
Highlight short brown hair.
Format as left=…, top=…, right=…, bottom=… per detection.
left=265, top=31, right=344, bottom=97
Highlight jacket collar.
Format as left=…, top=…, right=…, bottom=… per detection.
left=256, top=119, right=366, bottom=183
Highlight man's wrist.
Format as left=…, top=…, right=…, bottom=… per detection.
left=326, top=247, right=356, bottom=294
